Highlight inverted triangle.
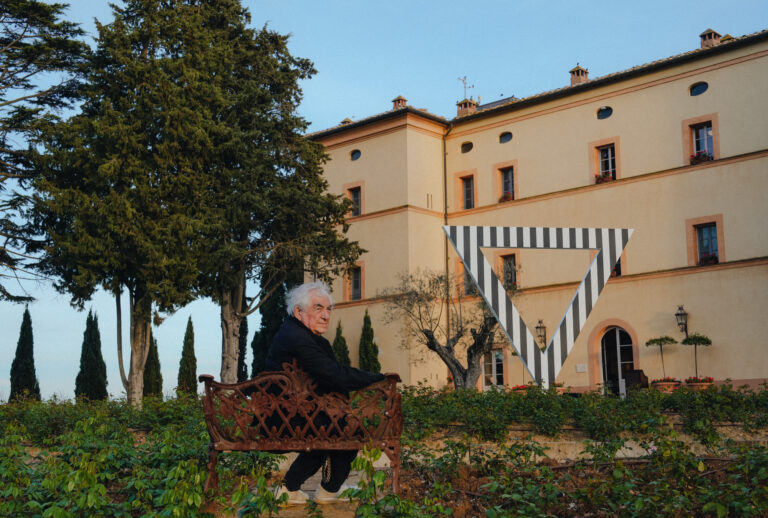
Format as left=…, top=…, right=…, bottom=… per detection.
left=444, top=226, right=633, bottom=388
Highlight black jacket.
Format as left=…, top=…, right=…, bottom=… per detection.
left=265, top=316, right=384, bottom=395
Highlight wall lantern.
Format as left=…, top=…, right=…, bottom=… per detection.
left=535, top=319, right=547, bottom=346
left=675, top=305, right=689, bottom=338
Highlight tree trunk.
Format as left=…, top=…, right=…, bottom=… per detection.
left=126, top=292, right=152, bottom=408
left=219, top=271, right=246, bottom=383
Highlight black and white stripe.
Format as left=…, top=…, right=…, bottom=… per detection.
left=444, top=225, right=633, bottom=388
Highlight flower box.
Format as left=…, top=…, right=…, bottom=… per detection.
left=594, top=174, right=614, bottom=184
left=697, top=254, right=719, bottom=266
left=498, top=192, right=514, bottom=203
left=690, top=151, right=713, bottom=165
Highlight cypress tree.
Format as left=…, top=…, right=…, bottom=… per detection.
left=75, top=310, right=108, bottom=400
left=251, top=282, right=286, bottom=376
left=177, top=317, right=197, bottom=395
left=332, top=321, right=351, bottom=367
left=358, top=310, right=381, bottom=373
left=143, top=332, right=163, bottom=398
left=237, top=293, right=249, bottom=381
left=10, top=307, right=40, bottom=400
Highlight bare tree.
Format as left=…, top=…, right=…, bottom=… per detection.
left=382, top=270, right=515, bottom=390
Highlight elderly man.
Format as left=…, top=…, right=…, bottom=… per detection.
left=266, top=281, right=387, bottom=505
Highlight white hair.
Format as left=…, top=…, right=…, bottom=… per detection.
left=285, top=281, right=334, bottom=316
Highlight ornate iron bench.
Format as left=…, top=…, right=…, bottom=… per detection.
left=198, top=361, right=403, bottom=493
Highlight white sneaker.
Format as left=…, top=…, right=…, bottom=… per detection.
left=274, top=485, right=310, bottom=505
left=314, top=483, right=356, bottom=504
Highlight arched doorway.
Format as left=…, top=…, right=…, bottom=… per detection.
left=600, top=327, right=634, bottom=396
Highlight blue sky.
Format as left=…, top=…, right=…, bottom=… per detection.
left=1, top=0, right=766, bottom=400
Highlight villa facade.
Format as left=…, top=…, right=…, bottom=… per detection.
left=310, top=29, right=768, bottom=393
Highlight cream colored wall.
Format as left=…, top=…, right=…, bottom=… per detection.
left=405, top=126, right=445, bottom=210
left=324, top=128, right=408, bottom=213
left=448, top=155, right=768, bottom=277
left=445, top=44, right=768, bottom=207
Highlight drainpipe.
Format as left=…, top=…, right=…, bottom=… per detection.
left=442, top=122, right=454, bottom=348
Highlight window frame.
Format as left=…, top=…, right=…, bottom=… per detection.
left=344, top=262, right=365, bottom=302
left=343, top=181, right=365, bottom=217
left=482, top=349, right=505, bottom=389
left=685, top=215, right=725, bottom=267
left=682, top=113, right=720, bottom=165
left=494, top=160, right=518, bottom=203
left=589, top=137, right=621, bottom=184
left=492, top=249, right=520, bottom=291
left=453, top=170, right=478, bottom=211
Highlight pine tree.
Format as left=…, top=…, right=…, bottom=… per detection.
left=10, top=307, right=40, bottom=400
left=332, top=321, right=351, bottom=367
left=143, top=332, right=163, bottom=399
left=75, top=310, right=107, bottom=400
left=237, top=294, right=249, bottom=381
left=358, top=310, right=381, bottom=373
left=1, top=0, right=88, bottom=302
left=177, top=317, right=197, bottom=395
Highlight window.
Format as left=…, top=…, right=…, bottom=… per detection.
left=483, top=350, right=504, bottom=389
left=499, top=131, right=513, bottom=144
left=350, top=149, right=361, bottom=161
left=685, top=214, right=724, bottom=267
left=349, top=266, right=362, bottom=300
left=500, top=167, right=514, bottom=201
left=689, top=82, right=708, bottom=96
left=691, top=122, right=713, bottom=162
left=611, top=258, right=622, bottom=278
left=501, top=254, right=517, bottom=289
left=461, top=176, right=474, bottom=209
left=596, top=106, right=613, bottom=119
left=598, top=144, right=616, bottom=180
left=348, top=186, right=361, bottom=217
left=460, top=141, right=473, bottom=153
left=461, top=262, right=476, bottom=295
left=695, top=223, right=719, bottom=265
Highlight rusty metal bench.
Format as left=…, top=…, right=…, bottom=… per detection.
left=198, top=361, right=403, bottom=493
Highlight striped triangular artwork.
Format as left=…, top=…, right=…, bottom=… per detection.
left=444, top=226, right=633, bottom=388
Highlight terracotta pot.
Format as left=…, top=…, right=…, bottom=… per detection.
left=686, top=382, right=713, bottom=392
left=651, top=381, right=681, bottom=393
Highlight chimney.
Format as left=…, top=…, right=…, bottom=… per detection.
left=456, top=97, right=477, bottom=117
left=340, top=117, right=353, bottom=125
left=569, top=64, right=589, bottom=86
left=392, top=95, right=407, bottom=110
left=700, top=28, right=721, bottom=48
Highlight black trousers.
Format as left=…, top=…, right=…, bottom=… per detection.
left=283, top=450, right=358, bottom=492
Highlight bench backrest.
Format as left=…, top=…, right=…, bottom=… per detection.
left=199, top=361, right=402, bottom=452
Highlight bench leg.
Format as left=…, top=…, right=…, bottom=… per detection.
left=204, top=445, right=219, bottom=492
left=389, top=445, right=401, bottom=494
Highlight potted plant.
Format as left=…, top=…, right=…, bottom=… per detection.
left=650, top=376, right=681, bottom=393
left=681, top=332, right=712, bottom=379
left=498, top=192, right=514, bottom=203
left=685, top=375, right=714, bottom=391
left=645, top=336, right=677, bottom=378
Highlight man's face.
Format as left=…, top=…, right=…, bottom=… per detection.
left=294, top=291, right=332, bottom=335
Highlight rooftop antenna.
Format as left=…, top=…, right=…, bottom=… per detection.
left=457, top=76, right=474, bottom=99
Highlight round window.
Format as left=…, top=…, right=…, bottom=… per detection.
left=350, top=149, right=361, bottom=161
left=596, top=106, right=613, bottom=119
left=460, top=141, right=473, bottom=153
left=689, top=82, right=708, bottom=96
left=499, top=132, right=513, bottom=143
